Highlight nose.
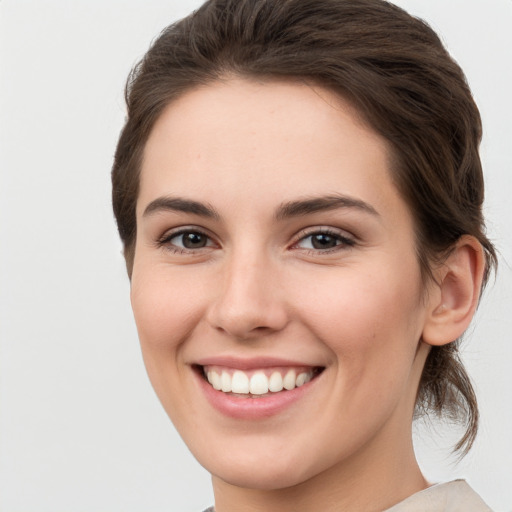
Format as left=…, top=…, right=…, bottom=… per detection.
left=206, top=252, right=289, bottom=340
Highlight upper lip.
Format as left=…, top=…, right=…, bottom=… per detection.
left=193, top=356, right=323, bottom=371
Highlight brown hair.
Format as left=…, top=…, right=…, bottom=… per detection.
left=112, top=0, right=497, bottom=453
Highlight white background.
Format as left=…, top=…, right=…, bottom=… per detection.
left=0, top=1, right=510, bottom=511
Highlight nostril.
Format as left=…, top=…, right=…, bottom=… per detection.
left=254, top=325, right=272, bottom=332
left=212, top=323, right=284, bottom=341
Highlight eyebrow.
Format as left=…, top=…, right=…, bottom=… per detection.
left=274, top=194, right=379, bottom=220
left=142, top=194, right=379, bottom=221
left=143, top=196, right=220, bottom=219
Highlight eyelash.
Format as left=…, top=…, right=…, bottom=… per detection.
left=292, top=228, right=356, bottom=254
left=156, top=227, right=215, bottom=254
left=156, top=227, right=356, bottom=255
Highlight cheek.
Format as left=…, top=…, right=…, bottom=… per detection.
left=130, top=265, right=208, bottom=355
left=129, top=265, right=211, bottom=420
left=291, top=261, right=424, bottom=385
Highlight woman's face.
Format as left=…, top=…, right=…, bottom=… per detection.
left=131, top=79, right=432, bottom=489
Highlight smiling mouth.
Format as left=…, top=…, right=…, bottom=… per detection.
left=196, top=365, right=324, bottom=398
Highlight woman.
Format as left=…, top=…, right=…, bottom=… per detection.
left=112, top=0, right=497, bottom=510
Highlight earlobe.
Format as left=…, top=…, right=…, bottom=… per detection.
left=422, top=235, right=486, bottom=347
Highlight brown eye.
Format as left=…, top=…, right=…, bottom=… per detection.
left=161, top=230, right=215, bottom=251
left=181, top=232, right=209, bottom=249
left=295, top=229, right=355, bottom=252
left=310, top=233, right=338, bottom=249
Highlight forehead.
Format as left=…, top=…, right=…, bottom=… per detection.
left=138, top=78, right=404, bottom=222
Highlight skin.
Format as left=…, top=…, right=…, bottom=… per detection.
left=130, top=79, right=480, bottom=511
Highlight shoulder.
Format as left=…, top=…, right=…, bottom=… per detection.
left=384, top=480, right=492, bottom=512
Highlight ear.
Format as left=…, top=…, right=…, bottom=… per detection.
left=422, top=235, right=486, bottom=347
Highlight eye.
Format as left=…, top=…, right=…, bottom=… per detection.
left=158, top=229, right=215, bottom=252
left=294, top=229, right=355, bottom=252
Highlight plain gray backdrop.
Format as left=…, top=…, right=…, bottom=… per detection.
left=1, top=1, right=511, bottom=511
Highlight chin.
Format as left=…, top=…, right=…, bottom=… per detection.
left=209, top=458, right=316, bottom=491
left=190, top=435, right=333, bottom=491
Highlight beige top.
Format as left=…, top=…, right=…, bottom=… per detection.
left=384, top=480, right=492, bottom=511
left=202, top=480, right=492, bottom=512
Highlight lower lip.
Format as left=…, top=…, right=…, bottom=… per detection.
left=194, top=369, right=321, bottom=420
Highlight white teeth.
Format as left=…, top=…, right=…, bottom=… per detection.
left=221, top=371, right=232, bottom=392
left=283, top=369, right=296, bottom=390
left=296, top=372, right=309, bottom=387
left=268, top=371, right=284, bottom=392
left=231, top=370, right=250, bottom=394
left=249, top=372, right=269, bottom=395
left=204, top=367, right=317, bottom=395
left=208, top=370, right=222, bottom=390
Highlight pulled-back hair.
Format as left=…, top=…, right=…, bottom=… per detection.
left=112, top=0, right=497, bottom=453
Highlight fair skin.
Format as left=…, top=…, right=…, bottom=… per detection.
left=130, top=79, right=484, bottom=512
